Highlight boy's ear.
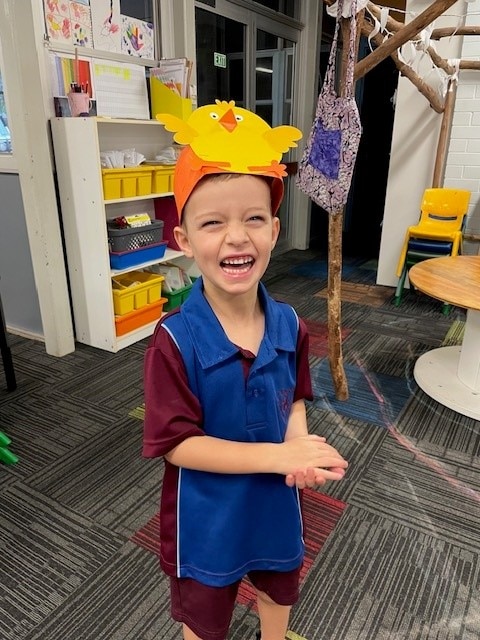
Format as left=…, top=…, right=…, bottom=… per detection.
left=173, top=225, right=194, bottom=258
left=271, top=216, right=280, bottom=249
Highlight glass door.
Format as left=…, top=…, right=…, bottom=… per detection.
left=194, top=1, right=299, bottom=247
left=254, top=28, right=296, bottom=244
left=195, top=6, right=246, bottom=108
left=255, top=32, right=295, bottom=127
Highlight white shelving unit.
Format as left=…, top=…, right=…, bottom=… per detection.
left=50, top=116, right=194, bottom=352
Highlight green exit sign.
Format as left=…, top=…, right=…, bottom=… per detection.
left=214, top=52, right=227, bottom=68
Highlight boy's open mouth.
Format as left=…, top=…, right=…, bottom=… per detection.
left=220, top=256, right=254, bottom=274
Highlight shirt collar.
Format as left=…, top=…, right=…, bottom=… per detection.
left=181, top=277, right=297, bottom=370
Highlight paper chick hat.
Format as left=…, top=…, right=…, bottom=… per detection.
left=156, top=99, right=302, bottom=219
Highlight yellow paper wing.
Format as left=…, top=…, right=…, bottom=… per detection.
left=263, top=125, right=303, bottom=153
left=156, top=113, right=197, bottom=145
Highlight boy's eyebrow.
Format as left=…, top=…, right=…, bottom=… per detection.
left=193, top=205, right=271, bottom=217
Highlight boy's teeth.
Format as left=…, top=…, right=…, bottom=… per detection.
left=223, top=257, right=252, bottom=265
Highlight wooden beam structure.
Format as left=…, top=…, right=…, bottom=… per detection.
left=313, top=0, right=480, bottom=399
left=431, top=25, right=480, bottom=40
left=361, top=20, right=445, bottom=113
left=354, top=0, right=459, bottom=80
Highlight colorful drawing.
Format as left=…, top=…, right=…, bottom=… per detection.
left=90, top=0, right=121, bottom=53
left=121, top=15, right=154, bottom=59
left=45, top=12, right=71, bottom=43
left=70, top=1, right=90, bottom=22
left=70, top=1, right=93, bottom=47
left=44, top=0, right=70, bottom=42
left=44, top=0, right=92, bottom=46
left=45, top=0, right=70, bottom=17
left=72, top=23, right=90, bottom=47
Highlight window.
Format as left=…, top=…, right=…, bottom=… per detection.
left=0, top=70, right=12, bottom=153
left=252, top=0, right=297, bottom=19
left=120, top=0, right=154, bottom=23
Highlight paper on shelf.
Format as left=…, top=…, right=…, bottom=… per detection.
left=92, top=59, right=149, bottom=119
left=151, top=58, right=192, bottom=98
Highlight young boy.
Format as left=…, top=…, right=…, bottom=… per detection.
left=143, top=102, right=348, bottom=640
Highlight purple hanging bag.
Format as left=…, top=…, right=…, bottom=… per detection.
left=296, top=0, right=362, bottom=214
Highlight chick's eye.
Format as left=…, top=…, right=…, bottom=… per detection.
left=235, top=115, right=243, bottom=122
left=209, top=112, right=220, bottom=120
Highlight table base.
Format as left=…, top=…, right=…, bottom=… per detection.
left=414, top=346, right=480, bottom=420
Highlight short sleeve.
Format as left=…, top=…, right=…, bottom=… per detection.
left=143, top=321, right=205, bottom=458
left=295, top=317, right=313, bottom=402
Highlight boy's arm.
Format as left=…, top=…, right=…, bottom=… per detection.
left=164, top=397, right=348, bottom=478
left=284, top=398, right=309, bottom=440
left=164, top=431, right=347, bottom=478
left=283, top=399, right=346, bottom=487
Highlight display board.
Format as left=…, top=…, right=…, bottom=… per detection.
left=43, top=0, right=155, bottom=59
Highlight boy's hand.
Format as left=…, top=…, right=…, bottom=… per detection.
left=285, top=466, right=346, bottom=488
left=279, top=435, right=348, bottom=487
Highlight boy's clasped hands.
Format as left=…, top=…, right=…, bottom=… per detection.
left=281, top=434, right=348, bottom=489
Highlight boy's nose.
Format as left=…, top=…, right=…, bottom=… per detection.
left=225, top=222, right=248, bottom=244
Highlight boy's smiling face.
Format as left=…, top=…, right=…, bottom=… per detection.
left=174, top=174, right=280, bottom=299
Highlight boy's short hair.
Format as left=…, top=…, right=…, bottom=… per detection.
left=173, top=146, right=284, bottom=221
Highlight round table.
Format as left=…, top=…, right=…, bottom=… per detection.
left=408, top=255, right=480, bottom=420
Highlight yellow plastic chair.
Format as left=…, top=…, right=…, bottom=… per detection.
left=396, top=188, right=471, bottom=279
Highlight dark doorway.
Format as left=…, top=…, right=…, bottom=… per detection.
left=309, top=36, right=399, bottom=259
left=195, top=7, right=246, bottom=107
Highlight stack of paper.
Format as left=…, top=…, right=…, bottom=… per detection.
left=150, top=58, right=193, bottom=99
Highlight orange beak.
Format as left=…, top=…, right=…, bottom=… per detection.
left=218, top=108, right=237, bottom=132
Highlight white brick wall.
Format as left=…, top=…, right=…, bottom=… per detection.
left=445, top=1, right=480, bottom=243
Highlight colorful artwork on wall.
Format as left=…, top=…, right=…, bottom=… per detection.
left=44, top=0, right=92, bottom=48
left=121, top=15, right=154, bottom=60
left=70, top=1, right=93, bottom=47
left=90, top=0, right=122, bottom=53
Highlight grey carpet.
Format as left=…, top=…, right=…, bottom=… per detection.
left=1, top=249, right=479, bottom=640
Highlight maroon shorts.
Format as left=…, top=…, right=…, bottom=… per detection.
left=170, top=567, right=301, bottom=640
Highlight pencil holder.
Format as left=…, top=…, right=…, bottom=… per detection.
left=67, top=91, right=91, bottom=117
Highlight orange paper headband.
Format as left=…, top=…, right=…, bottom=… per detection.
left=156, top=100, right=302, bottom=219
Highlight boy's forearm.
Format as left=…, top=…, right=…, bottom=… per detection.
left=165, top=436, right=281, bottom=474
left=166, top=399, right=308, bottom=473
left=284, top=399, right=309, bottom=440
left=165, top=431, right=347, bottom=478
left=164, top=401, right=346, bottom=476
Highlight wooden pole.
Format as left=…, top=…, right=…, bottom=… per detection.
left=431, top=25, right=480, bottom=40
left=328, top=212, right=348, bottom=400
left=327, top=11, right=363, bottom=402
left=432, top=78, right=458, bottom=187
